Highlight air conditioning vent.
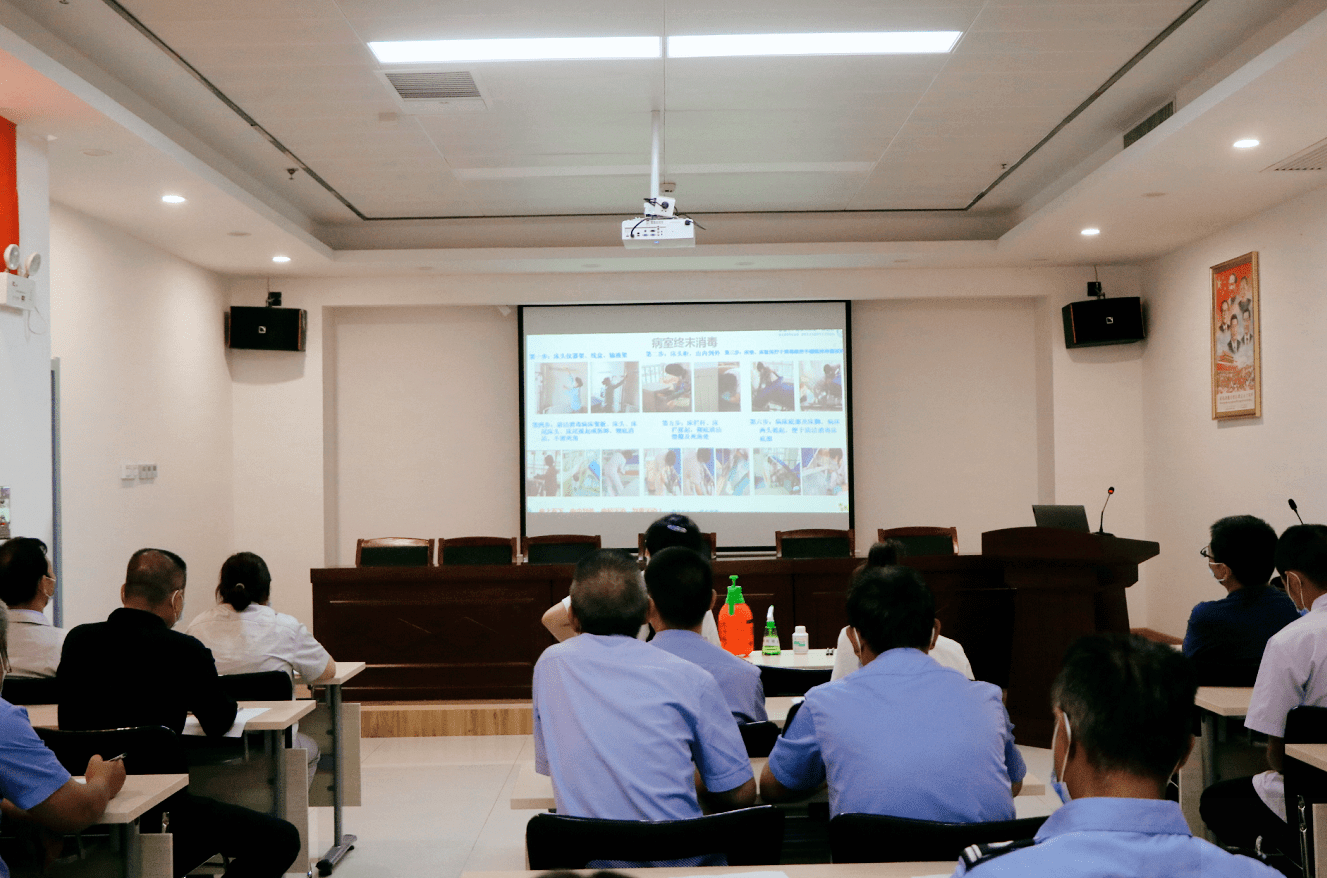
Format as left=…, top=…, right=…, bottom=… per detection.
left=1266, top=137, right=1327, bottom=172
left=1123, top=102, right=1174, bottom=149
left=376, top=70, right=489, bottom=114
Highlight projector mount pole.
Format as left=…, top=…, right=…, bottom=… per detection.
left=650, top=110, right=661, bottom=204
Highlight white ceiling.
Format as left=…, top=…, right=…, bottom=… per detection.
left=0, top=0, right=1323, bottom=275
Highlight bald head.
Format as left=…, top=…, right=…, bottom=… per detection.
left=123, top=548, right=186, bottom=606
left=569, top=549, right=647, bottom=637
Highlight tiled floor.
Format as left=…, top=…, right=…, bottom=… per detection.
left=306, top=736, right=1060, bottom=878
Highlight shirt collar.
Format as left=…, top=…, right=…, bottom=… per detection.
left=1035, top=797, right=1191, bottom=842
left=860, top=646, right=936, bottom=673
left=650, top=628, right=704, bottom=644
left=1311, top=592, right=1327, bottom=613
left=7, top=608, right=51, bottom=625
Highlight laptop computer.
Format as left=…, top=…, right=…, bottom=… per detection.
left=1032, top=504, right=1092, bottom=533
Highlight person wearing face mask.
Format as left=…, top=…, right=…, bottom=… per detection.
left=760, top=564, right=1024, bottom=820
left=56, top=548, right=300, bottom=878
left=1200, top=524, right=1327, bottom=866
left=0, top=537, right=66, bottom=678
left=1184, top=515, right=1298, bottom=686
left=956, top=634, right=1278, bottom=876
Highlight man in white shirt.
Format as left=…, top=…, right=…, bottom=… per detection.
left=0, top=537, right=65, bottom=678
left=1201, top=523, right=1327, bottom=862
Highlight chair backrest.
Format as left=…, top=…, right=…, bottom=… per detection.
left=781, top=700, right=804, bottom=735
left=522, top=534, right=602, bottom=565
left=438, top=536, right=518, bottom=566
left=738, top=720, right=781, bottom=757
left=1283, top=706, right=1327, bottom=868
left=218, top=670, right=294, bottom=702
left=828, top=812, right=1048, bottom=863
left=759, top=665, right=832, bottom=697
left=877, top=526, right=959, bottom=556
left=35, top=725, right=188, bottom=776
left=2, top=675, right=59, bottom=705
left=526, top=806, right=785, bottom=869
left=355, top=537, right=434, bottom=567
left=637, top=531, right=718, bottom=560
left=776, top=529, right=855, bottom=559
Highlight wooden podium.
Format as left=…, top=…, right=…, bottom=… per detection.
left=981, top=527, right=1159, bottom=746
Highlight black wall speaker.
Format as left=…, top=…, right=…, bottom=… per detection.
left=1062, top=297, right=1145, bottom=348
left=225, top=306, right=307, bottom=351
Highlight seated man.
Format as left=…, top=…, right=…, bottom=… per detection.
left=644, top=546, right=766, bottom=723
left=1184, top=515, right=1298, bottom=686
left=541, top=513, right=720, bottom=646
left=533, top=549, right=755, bottom=819
left=0, top=537, right=65, bottom=678
left=957, top=634, right=1277, bottom=877
left=0, top=602, right=126, bottom=875
left=58, top=548, right=300, bottom=878
left=1201, top=524, right=1327, bottom=862
left=761, top=564, right=1025, bottom=820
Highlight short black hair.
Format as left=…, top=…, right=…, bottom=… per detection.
left=217, top=552, right=272, bottom=612
left=0, top=538, right=48, bottom=606
left=1052, top=634, right=1197, bottom=784
left=1276, top=524, right=1327, bottom=586
left=664, top=363, right=686, bottom=377
left=644, top=547, right=713, bottom=629
left=865, top=540, right=904, bottom=568
left=124, top=548, right=187, bottom=605
left=845, top=565, right=934, bottom=654
left=644, top=514, right=704, bottom=555
left=1210, top=515, right=1277, bottom=587
left=569, top=549, right=647, bottom=637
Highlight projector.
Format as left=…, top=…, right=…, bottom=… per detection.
left=622, top=216, right=695, bottom=249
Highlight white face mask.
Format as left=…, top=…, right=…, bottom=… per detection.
left=1050, top=710, right=1073, bottom=804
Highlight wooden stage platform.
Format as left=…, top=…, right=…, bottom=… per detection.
left=361, top=700, right=533, bottom=738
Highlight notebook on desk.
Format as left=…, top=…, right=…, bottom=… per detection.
left=1032, top=504, right=1091, bottom=532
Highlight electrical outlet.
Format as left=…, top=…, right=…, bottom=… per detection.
left=138, top=462, right=158, bottom=480
left=119, top=462, right=138, bottom=480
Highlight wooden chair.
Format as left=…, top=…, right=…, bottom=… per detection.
left=1282, top=705, right=1327, bottom=870
left=521, top=534, right=601, bottom=565
left=828, top=812, right=1048, bottom=863
left=877, top=526, right=960, bottom=556
left=438, top=536, right=518, bottom=566
left=637, top=531, right=718, bottom=560
left=738, top=721, right=781, bottom=757
left=526, top=806, right=785, bottom=868
left=355, top=537, right=434, bottom=567
left=775, top=528, right=855, bottom=559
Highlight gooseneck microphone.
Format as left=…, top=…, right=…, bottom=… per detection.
left=1098, top=487, right=1115, bottom=535
left=1290, top=498, right=1305, bottom=525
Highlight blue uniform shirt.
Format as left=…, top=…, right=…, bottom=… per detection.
left=1183, top=585, right=1299, bottom=686
left=767, top=647, right=1025, bottom=820
left=649, top=629, right=768, bottom=723
left=0, top=698, right=73, bottom=878
left=533, top=633, right=753, bottom=820
left=953, top=797, right=1282, bottom=877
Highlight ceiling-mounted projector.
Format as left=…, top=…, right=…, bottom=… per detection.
left=622, top=195, right=695, bottom=248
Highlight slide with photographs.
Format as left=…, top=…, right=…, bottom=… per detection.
left=524, top=327, right=848, bottom=517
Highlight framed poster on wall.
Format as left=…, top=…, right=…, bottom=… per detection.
left=1211, top=251, right=1261, bottom=420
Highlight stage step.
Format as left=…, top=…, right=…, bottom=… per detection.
left=360, top=700, right=533, bottom=738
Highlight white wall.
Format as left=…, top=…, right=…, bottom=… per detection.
left=0, top=132, right=51, bottom=547
left=228, top=264, right=1153, bottom=631
left=50, top=204, right=234, bottom=627
left=1140, top=182, right=1327, bottom=637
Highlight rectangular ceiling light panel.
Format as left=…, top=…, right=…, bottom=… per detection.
left=667, top=31, right=962, bottom=58
left=369, top=37, right=662, bottom=63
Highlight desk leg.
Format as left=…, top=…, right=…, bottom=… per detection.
left=268, top=729, right=286, bottom=819
left=1314, top=802, right=1327, bottom=878
left=119, top=823, right=140, bottom=878
left=1201, top=713, right=1218, bottom=789
left=317, top=682, right=356, bottom=876
left=1179, top=758, right=1204, bottom=837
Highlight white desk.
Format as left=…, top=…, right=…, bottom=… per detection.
left=1185, top=686, right=1255, bottom=839
left=744, top=649, right=836, bottom=670
left=1285, top=743, right=1327, bottom=878
left=310, top=659, right=365, bottom=875
left=509, top=760, right=1043, bottom=810
left=84, top=773, right=188, bottom=878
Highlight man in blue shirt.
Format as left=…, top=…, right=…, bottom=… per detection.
left=760, top=564, right=1025, bottom=820
left=956, top=634, right=1278, bottom=877
left=533, top=549, right=755, bottom=820
left=644, top=546, right=766, bottom=723
left=1184, top=515, right=1298, bottom=686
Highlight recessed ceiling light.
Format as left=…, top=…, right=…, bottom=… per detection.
left=161, top=194, right=186, bottom=204
left=272, top=255, right=291, bottom=263
left=81, top=148, right=111, bottom=157
left=227, top=231, right=251, bottom=237
left=668, top=31, right=962, bottom=58
left=368, top=36, right=661, bottom=64
left=1233, top=139, right=1260, bottom=149
left=1081, top=228, right=1101, bottom=236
